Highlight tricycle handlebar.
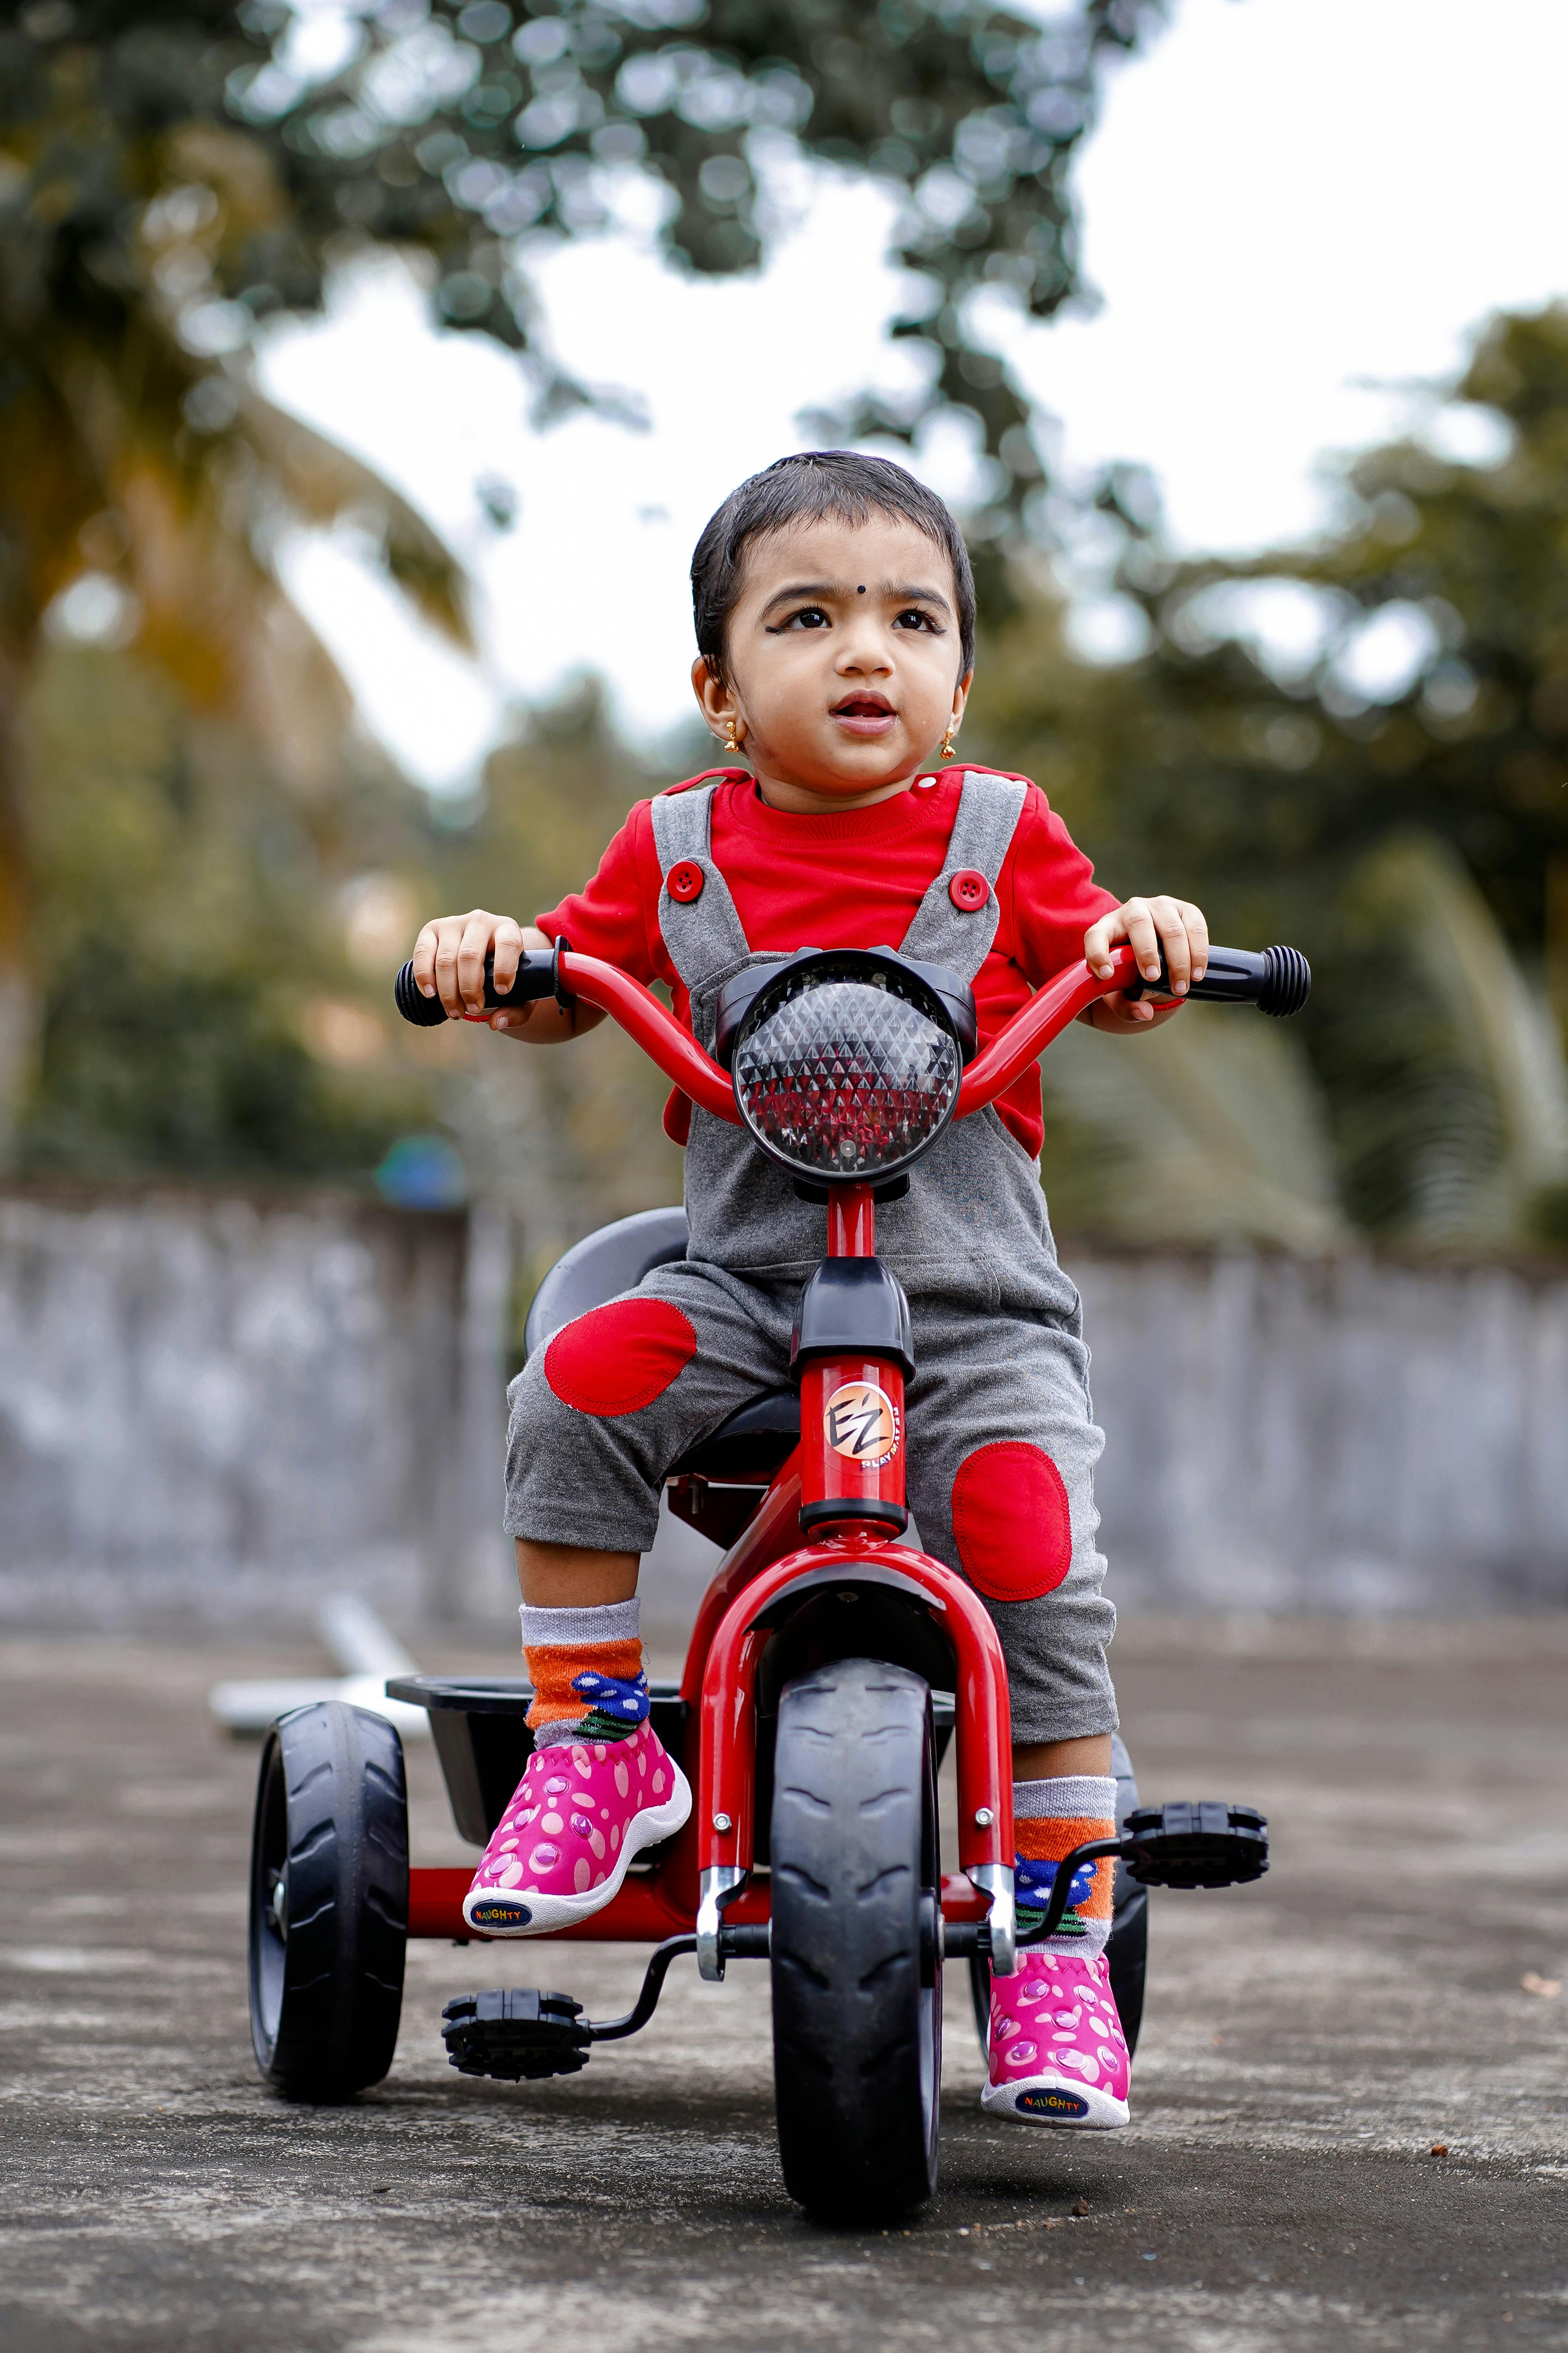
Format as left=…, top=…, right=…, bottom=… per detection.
left=393, top=946, right=742, bottom=1122
left=392, top=937, right=1310, bottom=1128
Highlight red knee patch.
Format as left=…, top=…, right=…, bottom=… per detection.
left=951, top=1442, right=1072, bottom=1602
left=544, top=1299, right=698, bottom=1417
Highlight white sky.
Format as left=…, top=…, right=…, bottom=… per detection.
left=259, top=0, right=1568, bottom=790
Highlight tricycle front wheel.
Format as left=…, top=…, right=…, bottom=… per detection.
left=769, top=1658, right=941, bottom=2224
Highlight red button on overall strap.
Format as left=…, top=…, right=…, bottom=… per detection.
left=949, top=869, right=990, bottom=911
left=667, top=861, right=705, bottom=904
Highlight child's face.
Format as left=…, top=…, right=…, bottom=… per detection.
left=691, top=512, right=970, bottom=810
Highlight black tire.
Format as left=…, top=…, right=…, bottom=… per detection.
left=1106, top=1885, right=1148, bottom=2049
left=769, top=1658, right=941, bottom=2224
left=249, top=1700, right=409, bottom=2099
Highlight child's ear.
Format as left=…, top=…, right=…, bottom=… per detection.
left=690, top=654, right=727, bottom=724
left=691, top=655, right=741, bottom=750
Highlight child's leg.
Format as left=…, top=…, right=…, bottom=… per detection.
left=464, top=1262, right=793, bottom=1936
left=903, top=1293, right=1117, bottom=1765
left=506, top=1260, right=793, bottom=1560
left=904, top=1298, right=1129, bottom=2126
left=515, top=1541, right=639, bottom=1607
left=1014, top=1733, right=1112, bottom=1779
left=508, top=1258, right=791, bottom=1713
left=513, top=1546, right=642, bottom=1752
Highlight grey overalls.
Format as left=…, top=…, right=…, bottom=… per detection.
left=505, top=774, right=1117, bottom=1744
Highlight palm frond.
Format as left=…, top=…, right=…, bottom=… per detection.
left=1333, top=830, right=1568, bottom=1245
left=1039, top=1005, right=1351, bottom=1253
left=240, top=393, right=472, bottom=651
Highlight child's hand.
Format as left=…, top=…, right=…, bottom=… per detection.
left=411, top=909, right=528, bottom=1018
left=1082, top=895, right=1209, bottom=1032
left=409, top=913, right=594, bottom=1041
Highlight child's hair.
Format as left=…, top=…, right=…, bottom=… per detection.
left=691, top=450, right=976, bottom=686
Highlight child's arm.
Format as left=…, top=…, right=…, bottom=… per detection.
left=409, top=911, right=605, bottom=1044
left=1081, top=895, right=1209, bottom=1034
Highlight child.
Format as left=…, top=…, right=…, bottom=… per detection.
left=411, top=450, right=1208, bottom=2133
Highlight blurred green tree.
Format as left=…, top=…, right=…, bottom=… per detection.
left=0, top=0, right=1163, bottom=1141
left=18, top=634, right=441, bottom=1181
left=972, top=306, right=1568, bottom=1251
left=0, top=8, right=478, bottom=1147
left=15, top=614, right=694, bottom=1197
left=0, top=0, right=1159, bottom=481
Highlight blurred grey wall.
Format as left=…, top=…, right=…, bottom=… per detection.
left=0, top=1187, right=511, bottom=1629
left=1075, top=1250, right=1568, bottom=1614
left=1, top=1189, right=1563, bottom=1627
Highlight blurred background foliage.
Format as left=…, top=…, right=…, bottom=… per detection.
left=21, top=639, right=415, bottom=1180
left=0, top=0, right=1162, bottom=1217
left=978, top=306, right=1568, bottom=1255
left=4, top=0, right=1567, bottom=1276
left=16, top=632, right=688, bottom=1248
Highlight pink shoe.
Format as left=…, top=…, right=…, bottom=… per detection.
left=462, top=1721, right=691, bottom=1937
left=979, top=1948, right=1130, bottom=2129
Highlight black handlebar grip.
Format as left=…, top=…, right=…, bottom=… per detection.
left=1127, top=942, right=1310, bottom=1017
left=393, top=947, right=558, bottom=1027
left=1254, top=944, right=1311, bottom=1016
left=393, top=960, right=448, bottom=1026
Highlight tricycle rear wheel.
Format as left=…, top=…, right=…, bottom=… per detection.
left=769, top=1658, right=941, bottom=2224
left=249, top=1700, right=409, bottom=2099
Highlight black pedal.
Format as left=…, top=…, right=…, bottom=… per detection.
left=1122, top=1802, right=1268, bottom=1889
left=441, top=1988, right=592, bottom=2081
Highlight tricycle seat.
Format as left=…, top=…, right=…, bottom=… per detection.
left=524, top=1207, right=801, bottom=1487
left=670, top=1386, right=799, bottom=1482
left=524, top=1207, right=689, bottom=1354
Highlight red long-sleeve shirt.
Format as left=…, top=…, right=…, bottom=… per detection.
left=534, top=767, right=1118, bottom=1159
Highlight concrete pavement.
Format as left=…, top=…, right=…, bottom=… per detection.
left=2, top=1622, right=1564, bottom=2351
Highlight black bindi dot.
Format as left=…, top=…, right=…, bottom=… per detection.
left=857, top=584, right=865, bottom=593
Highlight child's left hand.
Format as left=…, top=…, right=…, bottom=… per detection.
left=1082, top=895, right=1209, bottom=1032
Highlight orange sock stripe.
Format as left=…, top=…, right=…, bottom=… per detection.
left=1014, top=1813, right=1113, bottom=1858
left=524, top=1638, right=644, bottom=1729
left=1015, top=1812, right=1116, bottom=1920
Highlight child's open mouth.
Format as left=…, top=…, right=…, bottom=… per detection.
left=831, top=693, right=897, bottom=738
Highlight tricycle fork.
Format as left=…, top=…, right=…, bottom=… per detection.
left=694, top=1530, right=1017, bottom=1979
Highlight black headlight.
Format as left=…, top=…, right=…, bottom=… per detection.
left=726, top=951, right=965, bottom=1183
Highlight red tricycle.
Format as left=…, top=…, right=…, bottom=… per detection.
left=248, top=933, right=1298, bottom=2220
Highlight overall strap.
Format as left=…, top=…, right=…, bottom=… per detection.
left=649, top=781, right=752, bottom=1001
left=898, top=770, right=1030, bottom=985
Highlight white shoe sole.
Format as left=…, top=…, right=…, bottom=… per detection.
left=981, top=2072, right=1129, bottom=2130
left=462, top=1760, right=692, bottom=1937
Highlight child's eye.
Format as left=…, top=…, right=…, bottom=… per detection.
left=770, top=605, right=830, bottom=633
left=893, top=607, right=941, bottom=633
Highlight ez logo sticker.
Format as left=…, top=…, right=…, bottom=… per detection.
left=822, top=1381, right=901, bottom=1470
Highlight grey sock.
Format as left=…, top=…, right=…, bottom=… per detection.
left=1014, top=1774, right=1118, bottom=1959
left=521, top=1596, right=645, bottom=1747
left=519, top=1598, right=641, bottom=1647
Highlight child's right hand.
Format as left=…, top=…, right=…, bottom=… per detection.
left=409, top=912, right=596, bottom=1042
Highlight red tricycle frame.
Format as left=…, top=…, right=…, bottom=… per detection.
left=406, top=939, right=1151, bottom=1970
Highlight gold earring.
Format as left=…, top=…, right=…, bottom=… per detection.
left=940, top=724, right=957, bottom=760
left=724, top=724, right=740, bottom=755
